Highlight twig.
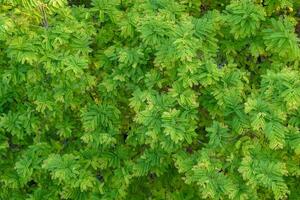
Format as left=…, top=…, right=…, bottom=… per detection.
left=38, top=4, right=49, bottom=29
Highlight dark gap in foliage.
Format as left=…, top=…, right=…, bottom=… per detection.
left=96, top=172, right=104, bottom=182
left=297, top=8, right=300, bottom=18
left=7, top=135, right=22, bottom=152
left=195, top=125, right=208, bottom=146
left=27, top=180, right=37, bottom=188
left=68, top=0, right=92, bottom=7
left=123, top=133, right=128, bottom=142
left=200, top=0, right=229, bottom=15
left=186, top=146, right=193, bottom=154
left=296, top=21, right=300, bottom=38
left=149, top=173, right=156, bottom=182
left=216, top=52, right=227, bottom=69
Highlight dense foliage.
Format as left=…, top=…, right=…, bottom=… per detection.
left=0, top=0, right=300, bottom=199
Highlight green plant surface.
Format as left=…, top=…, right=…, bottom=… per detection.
left=0, top=0, right=300, bottom=199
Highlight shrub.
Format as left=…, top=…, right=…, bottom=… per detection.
left=0, top=0, right=300, bottom=199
